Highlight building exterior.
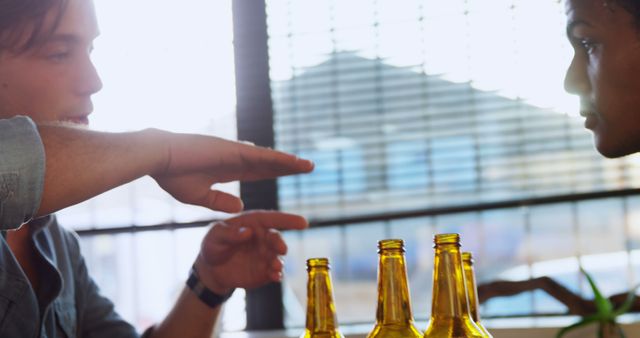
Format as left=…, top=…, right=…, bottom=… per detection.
left=273, top=52, right=612, bottom=219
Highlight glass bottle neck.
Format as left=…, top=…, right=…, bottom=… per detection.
left=430, top=244, right=472, bottom=321
left=306, top=267, right=339, bottom=333
left=463, top=259, right=481, bottom=322
left=376, top=249, right=414, bottom=325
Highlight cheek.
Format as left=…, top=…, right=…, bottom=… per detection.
left=592, top=56, right=640, bottom=154
left=590, top=52, right=640, bottom=121
left=0, top=70, right=65, bottom=120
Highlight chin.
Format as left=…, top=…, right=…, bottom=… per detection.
left=594, top=137, right=640, bottom=159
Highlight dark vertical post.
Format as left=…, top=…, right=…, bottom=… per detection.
left=231, top=0, right=284, bottom=330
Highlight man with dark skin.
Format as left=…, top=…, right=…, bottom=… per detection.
left=564, top=0, right=640, bottom=158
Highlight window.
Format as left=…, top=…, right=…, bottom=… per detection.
left=265, top=0, right=640, bottom=327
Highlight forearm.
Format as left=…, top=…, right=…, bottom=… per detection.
left=149, top=287, right=221, bottom=338
left=36, top=126, right=167, bottom=216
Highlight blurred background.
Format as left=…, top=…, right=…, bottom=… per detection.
left=61, top=0, right=640, bottom=333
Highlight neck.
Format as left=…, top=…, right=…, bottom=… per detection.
left=376, top=249, right=414, bottom=325
left=305, top=267, right=338, bottom=333
left=430, top=244, right=470, bottom=321
left=463, top=259, right=481, bottom=322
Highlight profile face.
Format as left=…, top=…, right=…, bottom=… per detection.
left=564, top=0, right=640, bottom=158
left=0, top=0, right=102, bottom=126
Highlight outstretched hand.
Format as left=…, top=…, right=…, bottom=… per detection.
left=34, top=126, right=312, bottom=219
left=193, top=211, right=308, bottom=295
left=151, top=130, right=314, bottom=213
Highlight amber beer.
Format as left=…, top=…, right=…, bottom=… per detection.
left=301, top=258, right=344, bottom=338
left=423, top=234, right=485, bottom=338
left=462, top=252, right=492, bottom=338
left=367, top=239, right=422, bottom=338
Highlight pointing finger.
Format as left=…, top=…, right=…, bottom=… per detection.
left=265, top=229, right=288, bottom=256
left=208, top=222, right=253, bottom=244
left=236, top=144, right=315, bottom=180
left=200, top=222, right=254, bottom=265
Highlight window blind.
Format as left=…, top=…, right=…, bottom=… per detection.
left=266, top=0, right=640, bottom=220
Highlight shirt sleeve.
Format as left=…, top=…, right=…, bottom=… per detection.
left=0, top=116, right=45, bottom=230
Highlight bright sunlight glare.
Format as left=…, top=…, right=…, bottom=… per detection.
left=90, top=0, right=237, bottom=136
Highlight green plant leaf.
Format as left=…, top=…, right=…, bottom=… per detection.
left=581, top=267, right=613, bottom=315
left=613, top=282, right=640, bottom=317
left=556, top=314, right=601, bottom=338
left=617, top=323, right=626, bottom=338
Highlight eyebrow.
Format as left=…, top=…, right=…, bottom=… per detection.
left=45, top=34, right=81, bottom=45
left=44, top=31, right=100, bottom=46
left=566, top=19, right=593, bottom=38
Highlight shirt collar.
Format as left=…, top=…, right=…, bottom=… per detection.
left=28, top=214, right=56, bottom=236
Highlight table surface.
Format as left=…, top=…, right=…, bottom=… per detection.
left=220, top=315, right=640, bottom=338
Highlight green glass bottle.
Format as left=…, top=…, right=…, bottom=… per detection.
left=462, top=252, right=492, bottom=338
left=300, top=258, right=344, bottom=338
left=367, top=239, right=423, bottom=338
left=424, top=234, right=484, bottom=338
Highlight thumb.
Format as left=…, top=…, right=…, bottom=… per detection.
left=203, top=190, right=244, bottom=213
left=200, top=222, right=253, bottom=264
left=156, top=175, right=244, bottom=213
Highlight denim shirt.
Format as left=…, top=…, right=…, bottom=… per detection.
left=0, top=215, right=143, bottom=338
left=0, top=116, right=45, bottom=230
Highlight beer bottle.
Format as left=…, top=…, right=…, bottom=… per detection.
left=462, top=252, right=492, bottom=338
left=367, top=239, right=422, bottom=338
left=424, top=234, right=484, bottom=338
left=301, top=258, right=344, bottom=338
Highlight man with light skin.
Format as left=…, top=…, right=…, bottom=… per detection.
left=0, top=0, right=314, bottom=337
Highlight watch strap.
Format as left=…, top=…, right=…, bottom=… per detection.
left=186, top=264, right=235, bottom=308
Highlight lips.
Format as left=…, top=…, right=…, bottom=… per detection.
left=583, top=114, right=598, bottom=130
left=576, top=98, right=599, bottom=129
left=579, top=104, right=599, bottom=129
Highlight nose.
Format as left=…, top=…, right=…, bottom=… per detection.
left=564, top=53, right=590, bottom=96
left=76, top=54, right=103, bottom=96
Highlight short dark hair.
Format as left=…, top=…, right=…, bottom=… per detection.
left=0, top=0, right=67, bottom=53
left=610, top=0, right=640, bottom=27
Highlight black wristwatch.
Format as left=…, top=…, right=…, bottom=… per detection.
left=186, top=264, right=235, bottom=308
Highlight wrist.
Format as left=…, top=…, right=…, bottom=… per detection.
left=139, top=128, right=172, bottom=177
left=187, top=263, right=235, bottom=309
left=193, top=257, right=234, bottom=295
